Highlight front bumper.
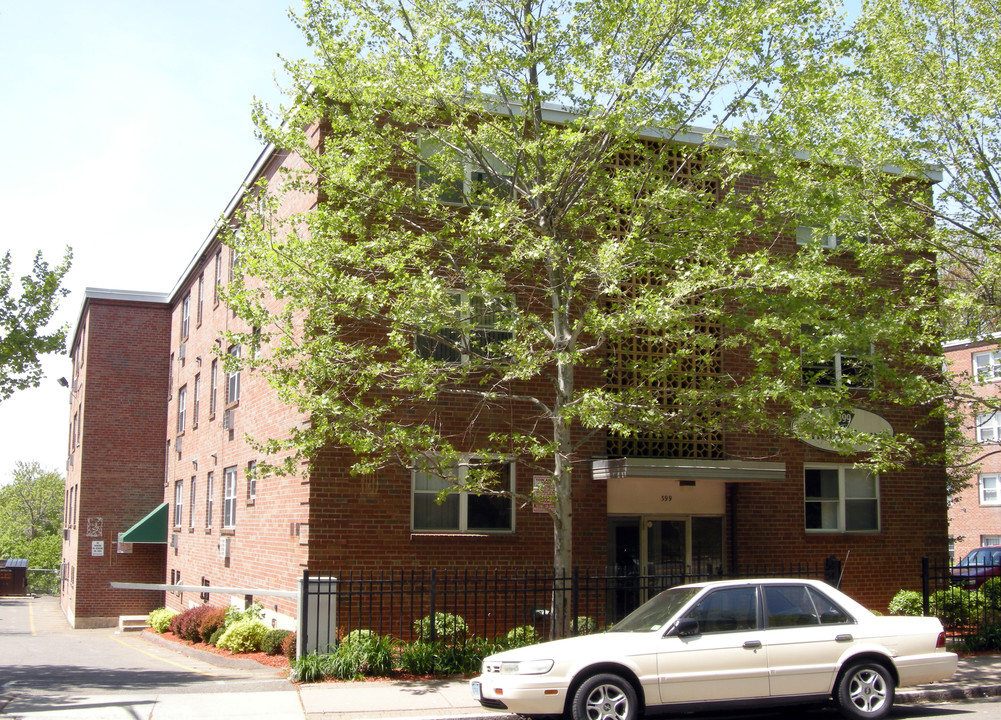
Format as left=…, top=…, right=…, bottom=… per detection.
left=471, top=674, right=569, bottom=715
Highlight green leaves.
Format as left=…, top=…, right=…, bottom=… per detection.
left=0, top=248, right=72, bottom=402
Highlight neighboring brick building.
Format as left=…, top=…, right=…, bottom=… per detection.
left=59, top=289, right=171, bottom=628
left=62, top=123, right=951, bottom=629
left=944, top=337, right=1001, bottom=561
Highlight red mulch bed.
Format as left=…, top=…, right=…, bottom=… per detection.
left=151, top=630, right=291, bottom=670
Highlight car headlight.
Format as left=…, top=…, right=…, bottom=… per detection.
left=500, top=659, right=554, bottom=675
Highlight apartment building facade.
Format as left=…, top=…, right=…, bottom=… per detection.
left=62, top=128, right=951, bottom=629
left=944, top=337, right=1001, bottom=561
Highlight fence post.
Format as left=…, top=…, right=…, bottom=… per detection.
left=571, top=567, right=580, bottom=636
left=921, top=556, right=930, bottom=617
left=300, top=569, right=310, bottom=658
left=429, top=568, right=437, bottom=643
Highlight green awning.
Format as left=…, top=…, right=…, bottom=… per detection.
left=119, top=503, right=168, bottom=543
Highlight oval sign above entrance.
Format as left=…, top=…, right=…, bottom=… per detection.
left=793, top=407, right=893, bottom=453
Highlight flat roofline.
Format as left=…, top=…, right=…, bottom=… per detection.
left=69, top=287, right=170, bottom=353
left=944, top=331, right=1001, bottom=350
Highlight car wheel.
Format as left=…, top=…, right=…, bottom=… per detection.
left=834, top=661, right=895, bottom=720
left=571, top=673, right=637, bottom=720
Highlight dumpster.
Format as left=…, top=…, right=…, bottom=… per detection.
left=0, top=559, right=29, bottom=596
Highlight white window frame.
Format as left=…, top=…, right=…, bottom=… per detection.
left=974, top=350, right=1001, bottom=383
left=796, top=224, right=839, bottom=249
left=226, top=346, right=241, bottom=404
left=205, top=471, right=214, bottom=528
left=801, top=327, right=873, bottom=389
left=247, top=460, right=257, bottom=501
left=805, top=465, right=880, bottom=533
left=192, top=374, right=200, bottom=429
left=981, top=474, right=1001, bottom=505
left=173, top=481, right=184, bottom=528
left=415, top=291, right=515, bottom=364
left=976, top=412, right=1001, bottom=443
left=223, top=466, right=238, bottom=529
left=417, top=137, right=515, bottom=206
left=189, top=477, right=196, bottom=528
left=411, top=458, right=516, bottom=534
left=177, top=385, right=187, bottom=433
left=181, top=294, right=191, bottom=339
left=209, top=359, right=218, bottom=416
left=982, top=534, right=1001, bottom=546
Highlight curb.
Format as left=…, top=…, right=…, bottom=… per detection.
left=898, top=683, right=1001, bottom=705
left=140, top=629, right=287, bottom=673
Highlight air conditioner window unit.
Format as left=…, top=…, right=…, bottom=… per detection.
left=219, top=536, right=231, bottom=559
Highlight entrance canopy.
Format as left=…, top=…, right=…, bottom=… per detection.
left=119, top=503, right=168, bottom=543
left=592, top=457, right=786, bottom=482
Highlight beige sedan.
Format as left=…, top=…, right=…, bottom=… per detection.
left=471, top=578, right=956, bottom=720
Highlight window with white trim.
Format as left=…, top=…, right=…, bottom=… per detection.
left=173, top=480, right=184, bottom=527
left=981, top=474, right=1000, bottom=505
left=417, top=138, right=515, bottom=205
left=226, top=345, right=241, bottom=404
left=209, top=359, right=218, bottom=416
left=982, top=534, right=1001, bottom=546
left=974, top=350, right=1001, bottom=382
left=247, top=460, right=257, bottom=501
left=976, top=412, right=1001, bottom=443
left=801, top=327, right=872, bottom=389
left=416, top=291, right=514, bottom=363
left=192, top=374, right=201, bottom=429
left=205, top=471, right=214, bottom=528
left=223, top=466, right=237, bottom=529
left=412, top=459, right=515, bottom=533
left=181, top=293, right=191, bottom=339
left=805, top=466, right=879, bottom=532
left=189, top=477, right=196, bottom=528
left=177, top=385, right=187, bottom=433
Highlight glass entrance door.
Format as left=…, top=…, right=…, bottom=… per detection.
left=607, top=515, right=724, bottom=621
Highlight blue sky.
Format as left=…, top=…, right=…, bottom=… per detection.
left=0, top=1, right=311, bottom=480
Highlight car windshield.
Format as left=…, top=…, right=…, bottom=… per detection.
left=959, top=549, right=999, bottom=566
left=609, top=586, right=702, bottom=633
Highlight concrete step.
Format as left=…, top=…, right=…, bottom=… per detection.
left=119, top=614, right=150, bottom=632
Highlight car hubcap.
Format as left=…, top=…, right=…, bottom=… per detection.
left=585, top=684, right=629, bottom=720
left=849, top=669, right=887, bottom=715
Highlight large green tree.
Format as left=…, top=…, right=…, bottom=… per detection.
left=0, top=248, right=72, bottom=401
left=0, top=461, right=64, bottom=593
left=228, top=0, right=945, bottom=634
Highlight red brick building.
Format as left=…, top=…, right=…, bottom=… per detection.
left=61, top=126, right=951, bottom=630
left=944, top=337, right=1001, bottom=562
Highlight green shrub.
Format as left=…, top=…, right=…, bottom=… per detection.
left=887, top=590, right=923, bottom=616
left=399, top=641, right=437, bottom=675
left=931, top=587, right=984, bottom=627
left=281, top=631, right=297, bottom=661
left=198, top=607, right=228, bottom=643
left=262, top=629, right=293, bottom=656
left=435, top=643, right=483, bottom=675
left=224, top=601, right=263, bottom=629
left=342, top=629, right=377, bottom=646
left=208, top=627, right=225, bottom=646
left=980, top=578, right=1001, bottom=611
left=414, top=612, right=468, bottom=644
left=575, top=616, right=599, bottom=635
left=956, top=623, right=1001, bottom=653
left=147, top=608, right=179, bottom=634
left=217, top=618, right=269, bottom=653
left=291, top=651, right=332, bottom=683
left=504, top=625, right=538, bottom=647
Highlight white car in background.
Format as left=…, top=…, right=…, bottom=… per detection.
left=471, top=578, right=956, bottom=720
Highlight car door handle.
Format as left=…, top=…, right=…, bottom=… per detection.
left=835, top=634, right=854, bottom=642
left=743, top=640, right=762, bottom=649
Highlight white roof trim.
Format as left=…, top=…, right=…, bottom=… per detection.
left=592, top=457, right=785, bottom=482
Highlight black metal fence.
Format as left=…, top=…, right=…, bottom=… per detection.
left=920, top=556, right=1001, bottom=639
left=300, top=559, right=838, bottom=654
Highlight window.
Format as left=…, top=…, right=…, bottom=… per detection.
left=210, top=359, right=218, bottom=416
left=417, top=137, right=514, bottom=205
left=177, top=385, right=187, bottom=433
left=189, top=477, right=196, bottom=528
left=214, top=250, right=222, bottom=305
left=412, top=459, right=514, bottom=533
left=247, top=460, right=257, bottom=501
left=415, top=291, right=514, bottom=363
left=796, top=213, right=868, bottom=250
left=976, top=413, right=1001, bottom=443
left=973, top=350, right=1001, bottom=382
left=174, top=481, right=184, bottom=527
left=982, top=534, right=1001, bottom=546
left=205, top=471, right=214, bottom=528
left=223, top=467, right=238, bottom=529
left=192, top=374, right=201, bottom=428
left=197, top=273, right=204, bottom=326
left=981, top=474, right=1000, bottom=505
left=181, top=294, right=191, bottom=339
left=681, top=586, right=758, bottom=633
left=226, top=345, right=241, bottom=404
left=801, top=327, right=872, bottom=389
left=796, top=223, right=839, bottom=250
left=763, top=584, right=850, bottom=628
left=805, top=466, right=879, bottom=532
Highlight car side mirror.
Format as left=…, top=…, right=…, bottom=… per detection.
left=673, top=618, right=700, bottom=637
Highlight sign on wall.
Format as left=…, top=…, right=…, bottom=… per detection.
left=793, top=407, right=894, bottom=453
